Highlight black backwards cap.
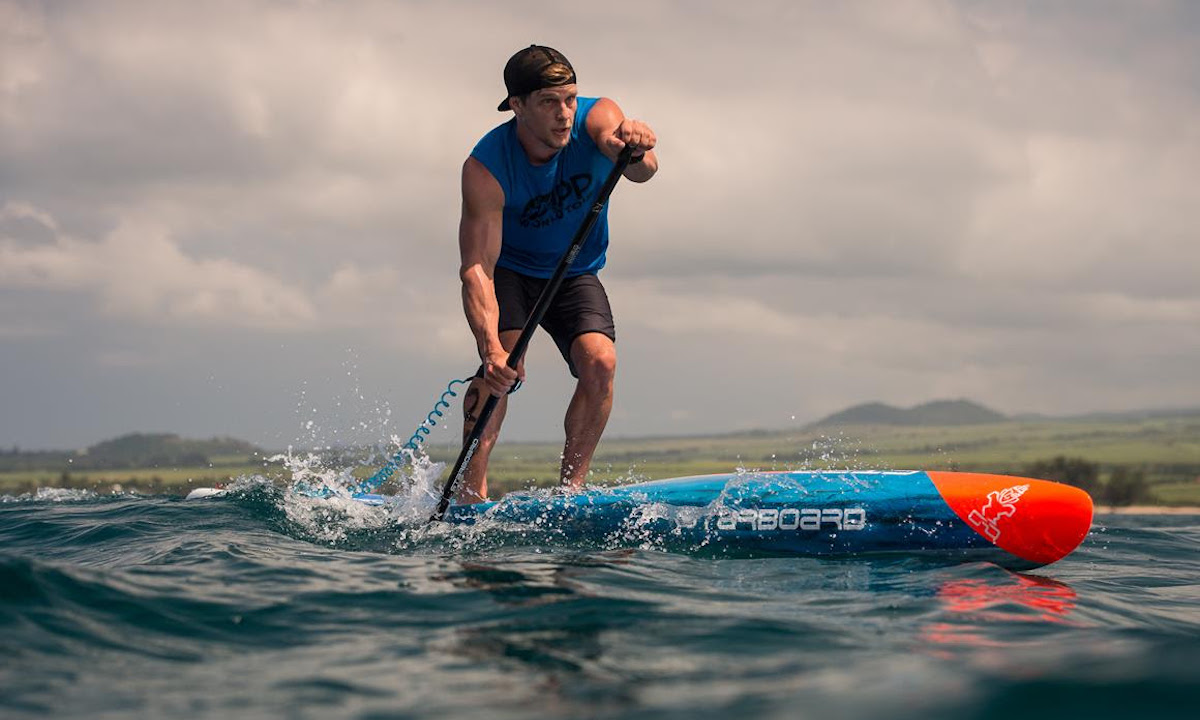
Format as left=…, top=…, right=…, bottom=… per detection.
left=497, top=44, right=576, bottom=111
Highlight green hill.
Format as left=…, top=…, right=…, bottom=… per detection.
left=810, top=399, right=1007, bottom=428
left=0, top=433, right=262, bottom=473
left=82, top=433, right=260, bottom=469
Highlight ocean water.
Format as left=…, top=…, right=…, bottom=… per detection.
left=1, top=480, right=1197, bottom=720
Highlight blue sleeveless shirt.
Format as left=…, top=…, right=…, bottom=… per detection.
left=470, top=97, right=614, bottom=278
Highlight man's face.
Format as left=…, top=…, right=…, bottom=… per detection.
left=513, top=85, right=577, bottom=151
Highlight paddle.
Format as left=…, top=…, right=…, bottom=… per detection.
left=428, top=143, right=637, bottom=522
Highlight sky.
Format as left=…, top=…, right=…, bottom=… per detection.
left=2, top=0, right=1199, bottom=451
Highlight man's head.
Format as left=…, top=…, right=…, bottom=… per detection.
left=500, top=45, right=578, bottom=154
left=497, top=45, right=576, bottom=112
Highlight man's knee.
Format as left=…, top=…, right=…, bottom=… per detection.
left=572, top=337, right=617, bottom=390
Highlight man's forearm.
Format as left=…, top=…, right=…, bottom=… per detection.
left=623, top=151, right=658, bottom=183
left=460, top=267, right=504, bottom=359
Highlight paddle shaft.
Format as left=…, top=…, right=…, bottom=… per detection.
left=429, top=145, right=636, bottom=522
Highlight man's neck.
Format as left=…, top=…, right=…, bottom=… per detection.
left=515, top=123, right=559, bottom=166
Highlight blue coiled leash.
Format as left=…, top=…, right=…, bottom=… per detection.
left=346, top=376, right=475, bottom=495
left=404, top=377, right=473, bottom=454
left=293, top=373, right=522, bottom=498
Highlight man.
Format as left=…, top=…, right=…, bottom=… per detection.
left=456, top=45, right=658, bottom=502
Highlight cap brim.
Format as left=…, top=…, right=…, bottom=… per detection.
left=497, top=97, right=512, bottom=111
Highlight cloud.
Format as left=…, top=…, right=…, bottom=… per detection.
left=1, top=0, right=1198, bottom=447
left=612, top=279, right=801, bottom=338
left=1, top=202, right=317, bottom=329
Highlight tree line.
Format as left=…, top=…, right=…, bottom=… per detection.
left=1022, top=456, right=1153, bottom=506
left=0, top=433, right=260, bottom=472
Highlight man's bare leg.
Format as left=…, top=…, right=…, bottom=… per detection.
left=457, top=330, right=520, bottom=503
left=561, top=332, right=617, bottom=488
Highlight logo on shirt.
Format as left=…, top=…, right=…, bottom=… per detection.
left=520, top=173, right=593, bottom=228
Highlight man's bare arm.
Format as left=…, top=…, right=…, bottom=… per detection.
left=586, top=97, right=658, bottom=183
left=459, top=157, right=519, bottom=396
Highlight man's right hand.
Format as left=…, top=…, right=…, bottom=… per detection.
left=483, top=349, right=524, bottom=397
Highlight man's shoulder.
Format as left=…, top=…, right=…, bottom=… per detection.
left=461, top=155, right=503, bottom=208
left=473, top=119, right=515, bottom=154
left=575, top=96, right=606, bottom=127
left=580, top=97, right=623, bottom=147
left=469, top=120, right=515, bottom=187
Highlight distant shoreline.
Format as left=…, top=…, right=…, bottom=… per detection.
left=1096, top=505, right=1200, bottom=515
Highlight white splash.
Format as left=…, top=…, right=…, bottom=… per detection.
left=1, top=487, right=102, bottom=503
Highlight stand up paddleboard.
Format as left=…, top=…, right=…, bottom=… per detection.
left=188, top=470, right=1092, bottom=569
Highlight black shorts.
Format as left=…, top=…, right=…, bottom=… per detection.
left=491, top=265, right=616, bottom=378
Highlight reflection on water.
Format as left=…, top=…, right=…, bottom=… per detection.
left=939, top=574, right=1077, bottom=622
left=923, top=573, right=1079, bottom=653
left=431, top=554, right=643, bottom=715
left=434, top=561, right=579, bottom=606
left=428, top=555, right=1087, bottom=715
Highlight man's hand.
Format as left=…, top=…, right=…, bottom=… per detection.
left=586, top=99, right=658, bottom=182
left=605, top=118, right=656, bottom=157
left=483, top=348, right=524, bottom=397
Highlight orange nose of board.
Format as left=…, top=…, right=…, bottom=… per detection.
left=928, top=472, right=1094, bottom=567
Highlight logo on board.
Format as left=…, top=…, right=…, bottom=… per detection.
left=715, top=507, right=867, bottom=532
left=968, top=484, right=1029, bottom=541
